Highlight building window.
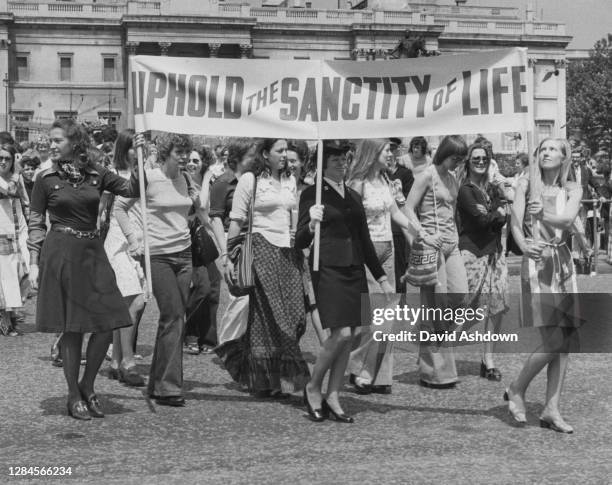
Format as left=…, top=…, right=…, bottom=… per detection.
left=54, top=110, right=77, bottom=120
left=97, top=111, right=121, bottom=129
left=12, top=110, right=33, bottom=143
left=536, top=121, right=554, bottom=143
left=59, top=54, right=73, bottom=81
left=103, top=56, right=116, bottom=82
left=16, top=55, right=29, bottom=82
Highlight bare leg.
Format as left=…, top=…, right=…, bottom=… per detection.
left=306, top=327, right=350, bottom=409
left=119, top=295, right=145, bottom=369
left=324, top=327, right=355, bottom=414
left=483, top=314, right=503, bottom=369
left=61, top=332, right=83, bottom=403
left=540, top=351, right=573, bottom=432
left=79, top=331, right=113, bottom=398
left=110, top=330, right=121, bottom=369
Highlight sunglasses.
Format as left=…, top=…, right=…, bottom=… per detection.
left=0, top=156, right=12, bottom=162
left=470, top=156, right=489, bottom=163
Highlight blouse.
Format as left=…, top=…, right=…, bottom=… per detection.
left=229, top=171, right=296, bottom=248
left=361, top=177, right=394, bottom=242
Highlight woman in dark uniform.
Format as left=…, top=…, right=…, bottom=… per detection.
left=28, top=119, right=139, bottom=420
left=296, top=140, right=394, bottom=423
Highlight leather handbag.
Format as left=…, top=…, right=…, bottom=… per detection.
left=227, top=175, right=258, bottom=297
left=403, top=167, right=440, bottom=287
left=189, top=217, right=219, bottom=267
left=182, top=173, right=220, bottom=267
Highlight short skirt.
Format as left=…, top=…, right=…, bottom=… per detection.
left=36, top=231, right=132, bottom=333
left=311, top=264, right=368, bottom=329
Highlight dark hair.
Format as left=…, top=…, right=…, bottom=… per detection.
left=409, top=136, right=428, bottom=154
left=433, top=135, right=468, bottom=166
left=101, top=126, right=117, bottom=143
left=251, top=138, right=287, bottom=176
left=226, top=138, right=256, bottom=172
left=51, top=118, right=92, bottom=163
left=155, top=132, right=192, bottom=163
left=0, top=143, right=16, bottom=173
left=113, top=129, right=135, bottom=171
left=92, top=131, right=104, bottom=145
left=516, top=152, right=529, bottom=168
left=287, top=140, right=309, bottom=164
left=0, top=131, right=15, bottom=146
left=461, top=142, right=491, bottom=184
left=196, top=145, right=215, bottom=176
left=21, top=154, right=41, bottom=168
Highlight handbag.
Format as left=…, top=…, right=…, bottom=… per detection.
left=189, top=217, right=219, bottom=267
left=227, top=175, right=258, bottom=297
left=403, top=167, right=440, bottom=287
left=182, top=173, right=220, bottom=267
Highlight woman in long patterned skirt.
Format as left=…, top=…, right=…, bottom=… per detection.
left=218, top=138, right=310, bottom=397
left=506, top=137, right=582, bottom=433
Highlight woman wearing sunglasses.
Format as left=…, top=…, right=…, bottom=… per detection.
left=456, top=142, right=509, bottom=381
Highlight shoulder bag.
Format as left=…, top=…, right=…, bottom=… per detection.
left=403, top=167, right=440, bottom=287
left=227, top=175, right=258, bottom=297
left=183, top=173, right=220, bottom=267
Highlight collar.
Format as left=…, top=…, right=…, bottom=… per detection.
left=42, top=162, right=100, bottom=178
left=324, top=177, right=344, bottom=188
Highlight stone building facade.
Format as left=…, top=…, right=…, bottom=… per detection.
left=0, top=0, right=571, bottom=151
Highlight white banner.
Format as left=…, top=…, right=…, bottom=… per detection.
left=130, top=48, right=533, bottom=139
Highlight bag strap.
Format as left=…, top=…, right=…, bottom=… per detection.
left=430, top=165, right=439, bottom=233
left=246, top=174, right=258, bottom=235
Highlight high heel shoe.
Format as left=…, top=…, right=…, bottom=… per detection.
left=504, top=389, right=526, bottom=425
left=67, top=400, right=92, bottom=421
left=539, top=416, right=574, bottom=434
left=322, top=399, right=354, bottom=423
left=480, top=361, right=502, bottom=381
left=303, top=387, right=327, bottom=422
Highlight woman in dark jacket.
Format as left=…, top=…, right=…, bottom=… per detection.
left=296, top=140, right=393, bottom=423
left=28, top=119, right=139, bottom=420
left=457, top=142, right=509, bottom=381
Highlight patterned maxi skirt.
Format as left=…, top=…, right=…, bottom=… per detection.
left=215, top=233, right=310, bottom=393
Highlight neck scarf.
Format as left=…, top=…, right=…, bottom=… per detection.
left=58, top=160, right=83, bottom=183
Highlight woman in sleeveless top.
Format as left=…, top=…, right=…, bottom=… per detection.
left=345, top=139, right=416, bottom=394
left=506, top=138, right=582, bottom=433
left=403, top=135, right=469, bottom=388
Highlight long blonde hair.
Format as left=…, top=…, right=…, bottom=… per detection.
left=536, top=137, right=573, bottom=188
left=346, top=139, right=388, bottom=187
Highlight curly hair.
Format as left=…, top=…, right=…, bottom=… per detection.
left=155, top=133, right=192, bottom=163
left=51, top=119, right=92, bottom=164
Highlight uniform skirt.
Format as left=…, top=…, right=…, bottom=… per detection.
left=36, top=231, right=132, bottom=333
left=311, top=264, right=368, bottom=329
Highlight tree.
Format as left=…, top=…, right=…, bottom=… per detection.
left=567, top=34, right=612, bottom=153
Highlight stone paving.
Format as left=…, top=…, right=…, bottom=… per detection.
left=1, top=268, right=611, bottom=484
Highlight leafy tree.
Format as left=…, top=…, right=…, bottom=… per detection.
left=567, top=34, right=612, bottom=153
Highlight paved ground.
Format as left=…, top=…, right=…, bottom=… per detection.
left=1, top=258, right=611, bottom=484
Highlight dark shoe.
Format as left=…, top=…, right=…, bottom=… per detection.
left=419, top=379, right=456, bottom=389
left=83, top=394, right=105, bottom=418
left=154, top=395, right=185, bottom=407
left=52, top=357, right=63, bottom=368
left=184, top=341, right=200, bottom=355
left=370, top=385, right=392, bottom=395
left=322, top=399, right=354, bottom=423
left=199, top=345, right=215, bottom=354
left=251, top=390, right=272, bottom=399
left=119, top=366, right=145, bottom=387
left=67, top=400, right=92, bottom=421
left=103, top=367, right=120, bottom=380
left=349, top=374, right=372, bottom=395
left=270, top=390, right=291, bottom=400
left=303, top=388, right=327, bottom=422
left=480, top=361, right=502, bottom=381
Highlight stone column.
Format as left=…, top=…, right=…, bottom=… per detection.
left=158, top=42, right=172, bottom=56
left=0, top=38, right=9, bottom=133
left=209, top=43, right=221, bottom=58
left=239, top=44, right=252, bottom=59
